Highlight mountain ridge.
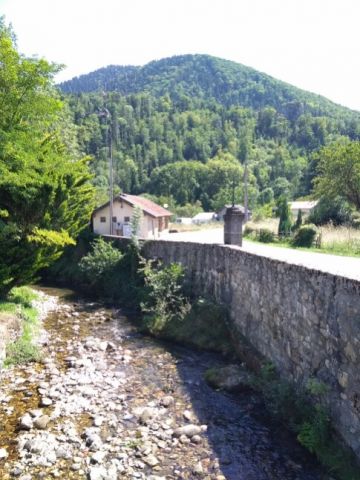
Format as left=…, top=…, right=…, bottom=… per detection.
left=59, top=54, right=360, bottom=119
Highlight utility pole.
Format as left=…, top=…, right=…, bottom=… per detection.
left=99, top=106, right=114, bottom=235
left=107, top=109, right=114, bottom=236
left=244, top=159, right=249, bottom=223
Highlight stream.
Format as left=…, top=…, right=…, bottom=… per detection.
left=0, top=287, right=328, bottom=480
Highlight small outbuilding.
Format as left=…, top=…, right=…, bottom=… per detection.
left=92, top=194, right=172, bottom=239
left=192, top=212, right=216, bottom=224
left=289, top=200, right=318, bottom=217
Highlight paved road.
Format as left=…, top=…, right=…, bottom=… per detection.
left=162, top=228, right=360, bottom=281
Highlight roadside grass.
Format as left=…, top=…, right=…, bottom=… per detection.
left=0, top=287, right=42, bottom=366
left=245, top=219, right=360, bottom=257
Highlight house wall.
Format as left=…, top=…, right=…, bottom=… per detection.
left=138, top=240, right=360, bottom=458
left=93, top=200, right=167, bottom=239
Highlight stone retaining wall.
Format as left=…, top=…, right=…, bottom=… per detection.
left=140, top=240, right=360, bottom=457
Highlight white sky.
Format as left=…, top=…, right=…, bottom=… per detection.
left=1, top=0, right=360, bottom=111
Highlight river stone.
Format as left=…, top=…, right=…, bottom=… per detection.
left=204, top=364, right=254, bottom=392
left=88, top=465, right=107, bottom=480
left=143, top=454, right=159, bottom=467
left=39, top=397, right=52, bottom=407
left=160, top=396, right=174, bottom=407
left=0, top=447, right=8, bottom=459
left=33, top=415, right=50, bottom=430
left=138, top=407, right=156, bottom=425
left=19, top=413, right=33, bottom=430
left=93, top=416, right=104, bottom=427
left=191, top=435, right=202, bottom=444
left=173, top=424, right=202, bottom=438
left=91, top=451, right=106, bottom=464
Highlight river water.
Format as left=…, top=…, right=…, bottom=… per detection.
left=0, top=287, right=328, bottom=480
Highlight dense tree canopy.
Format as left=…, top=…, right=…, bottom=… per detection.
left=60, top=55, right=360, bottom=211
left=314, top=140, right=360, bottom=210
left=0, top=21, right=94, bottom=296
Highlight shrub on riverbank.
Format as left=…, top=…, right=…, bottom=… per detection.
left=1, top=287, right=42, bottom=366
left=254, top=364, right=359, bottom=480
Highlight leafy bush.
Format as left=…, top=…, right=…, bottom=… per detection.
left=258, top=187, right=274, bottom=205
left=309, top=196, right=352, bottom=226
left=292, top=209, right=303, bottom=232
left=292, top=225, right=317, bottom=247
left=140, top=260, right=190, bottom=334
left=252, top=203, right=274, bottom=221
left=253, top=365, right=360, bottom=479
left=258, top=228, right=274, bottom=243
left=8, top=287, right=39, bottom=308
left=243, top=225, right=255, bottom=237
left=277, top=195, right=292, bottom=236
left=79, top=237, right=123, bottom=286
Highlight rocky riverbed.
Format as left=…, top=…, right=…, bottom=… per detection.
left=0, top=287, right=327, bottom=480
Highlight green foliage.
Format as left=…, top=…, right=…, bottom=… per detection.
left=59, top=55, right=360, bottom=214
left=130, top=206, right=143, bottom=245
left=292, top=225, right=317, bottom=247
left=277, top=196, right=292, bottom=236
left=0, top=21, right=95, bottom=297
left=5, top=337, right=41, bottom=366
left=309, top=196, right=352, bottom=226
left=258, top=228, right=275, bottom=243
left=79, top=237, right=123, bottom=287
left=258, top=187, right=274, bottom=205
left=253, top=365, right=360, bottom=479
left=160, top=298, right=232, bottom=354
left=140, top=259, right=190, bottom=334
left=314, top=140, right=360, bottom=210
left=8, top=286, right=39, bottom=308
left=297, top=406, right=330, bottom=454
left=174, top=200, right=203, bottom=218
left=292, top=209, right=303, bottom=231
left=251, top=203, right=274, bottom=221
left=1, top=286, right=41, bottom=366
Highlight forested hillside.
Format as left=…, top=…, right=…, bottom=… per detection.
left=59, top=54, right=360, bottom=210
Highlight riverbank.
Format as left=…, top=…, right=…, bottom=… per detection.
left=0, top=287, right=58, bottom=367
left=0, top=287, right=328, bottom=480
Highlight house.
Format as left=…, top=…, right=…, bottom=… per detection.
left=289, top=200, right=318, bottom=217
left=92, top=194, right=172, bottom=239
left=192, top=212, right=216, bottom=224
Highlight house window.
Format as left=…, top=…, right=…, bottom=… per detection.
left=100, top=217, right=106, bottom=223
left=124, top=216, right=130, bottom=222
left=112, top=216, right=117, bottom=223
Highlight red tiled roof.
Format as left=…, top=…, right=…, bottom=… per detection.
left=120, top=194, right=172, bottom=218
left=92, top=194, right=172, bottom=218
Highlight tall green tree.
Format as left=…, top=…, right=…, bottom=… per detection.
left=0, top=20, right=95, bottom=297
left=314, top=140, right=360, bottom=210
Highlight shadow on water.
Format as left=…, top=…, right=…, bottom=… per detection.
left=163, top=343, right=327, bottom=480
left=113, top=325, right=327, bottom=479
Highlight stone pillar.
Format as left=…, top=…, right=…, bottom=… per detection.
left=224, top=206, right=245, bottom=246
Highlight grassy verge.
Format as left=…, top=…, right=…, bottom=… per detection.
left=244, top=219, right=360, bottom=258
left=0, top=287, right=42, bottom=366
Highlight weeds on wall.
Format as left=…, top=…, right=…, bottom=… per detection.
left=253, top=364, right=359, bottom=480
